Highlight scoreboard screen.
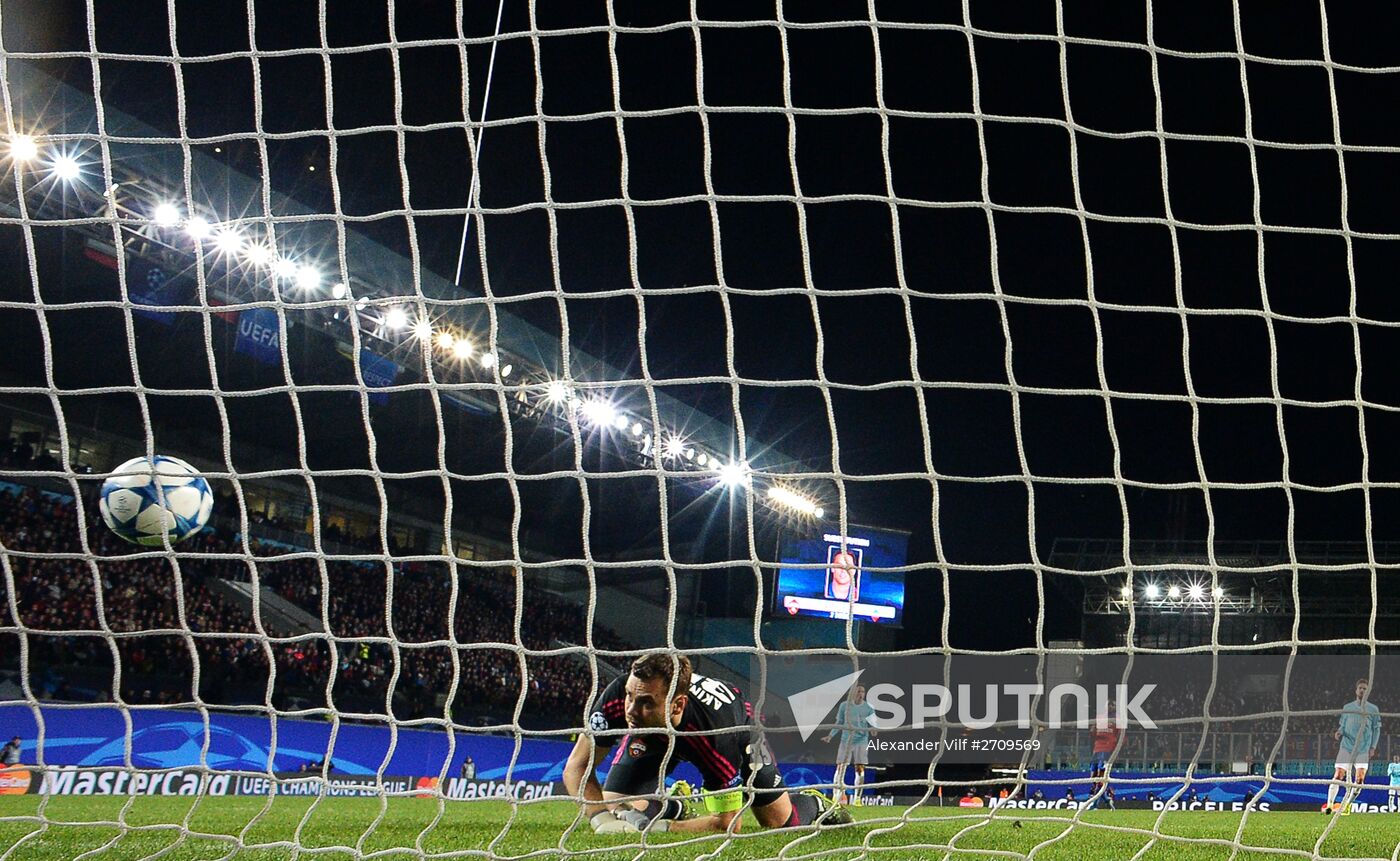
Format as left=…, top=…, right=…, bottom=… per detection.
left=773, top=524, right=909, bottom=626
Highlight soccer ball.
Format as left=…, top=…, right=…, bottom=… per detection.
left=99, top=455, right=213, bottom=546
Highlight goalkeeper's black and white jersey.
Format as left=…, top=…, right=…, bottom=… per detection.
left=587, top=671, right=759, bottom=792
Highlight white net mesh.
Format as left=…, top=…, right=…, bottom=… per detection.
left=2, top=0, right=1400, bottom=858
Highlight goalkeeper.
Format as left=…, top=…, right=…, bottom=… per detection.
left=564, top=653, right=852, bottom=835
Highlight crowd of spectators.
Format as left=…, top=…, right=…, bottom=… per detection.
left=208, top=485, right=414, bottom=557
left=0, top=482, right=631, bottom=728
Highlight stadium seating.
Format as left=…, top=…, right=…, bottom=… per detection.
left=0, top=481, right=630, bottom=730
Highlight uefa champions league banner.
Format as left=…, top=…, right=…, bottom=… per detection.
left=127, top=260, right=185, bottom=325
left=0, top=704, right=834, bottom=795
left=0, top=704, right=564, bottom=781
left=0, top=768, right=562, bottom=800
left=1021, top=771, right=1396, bottom=809
left=234, top=306, right=284, bottom=365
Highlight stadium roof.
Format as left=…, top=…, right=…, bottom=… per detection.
left=1, top=61, right=784, bottom=483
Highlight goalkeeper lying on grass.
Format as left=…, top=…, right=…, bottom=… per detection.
left=563, top=652, right=852, bottom=835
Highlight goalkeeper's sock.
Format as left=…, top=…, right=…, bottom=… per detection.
left=643, top=799, right=685, bottom=820
left=853, top=771, right=864, bottom=805
left=789, top=791, right=822, bottom=826
left=833, top=763, right=847, bottom=800
left=1325, top=782, right=1340, bottom=809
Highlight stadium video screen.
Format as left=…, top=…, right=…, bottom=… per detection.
left=773, top=525, right=909, bottom=625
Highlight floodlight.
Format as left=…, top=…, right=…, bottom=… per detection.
left=244, top=244, right=274, bottom=267
left=479, top=352, right=496, bottom=368
left=152, top=203, right=180, bottom=227
left=1145, top=584, right=1160, bottom=599
left=50, top=155, right=80, bottom=180
left=272, top=258, right=298, bottom=280
left=331, top=282, right=349, bottom=300
left=185, top=216, right=212, bottom=240
left=452, top=339, right=474, bottom=360
left=434, top=331, right=455, bottom=350
left=383, top=307, right=409, bottom=330
left=1167, top=585, right=1181, bottom=599
left=9, top=135, right=38, bottom=162
left=664, top=436, right=686, bottom=458
left=718, top=461, right=747, bottom=487
left=546, top=381, right=570, bottom=404
left=214, top=228, right=244, bottom=256
left=295, top=265, right=321, bottom=291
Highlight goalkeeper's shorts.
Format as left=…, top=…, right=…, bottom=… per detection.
left=603, top=733, right=788, bottom=811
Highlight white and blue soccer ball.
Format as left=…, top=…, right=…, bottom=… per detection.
left=99, top=455, right=213, bottom=546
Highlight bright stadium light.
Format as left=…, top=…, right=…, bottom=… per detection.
left=383, top=307, right=409, bottom=330
left=50, top=155, right=81, bottom=181
left=767, top=485, right=820, bottom=516
left=696, top=453, right=709, bottom=466
left=546, top=381, right=570, bottom=404
left=632, top=422, right=646, bottom=436
left=244, top=243, right=274, bottom=267
left=684, top=448, right=695, bottom=461
left=1187, top=583, right=1205, bottom=601
left=718, top=461, right=748, bottom=488
left=8, top=134, right=38, bottom=162
left=479, top=352, right=496, bottom=368
left=452, top=338, right=474, bottom=360
left=1213, top=586, right=1225, bottom=599
left=214, top=228, right=244, bottom=256
left=499, top=363, right=513, bottom=378
left=434, top=330, right=455, bottom=350
left=1144, top=583, right=1160, bottom=599
left=331, top=282, right=349, bottom=300
left=1167, top=585, right=1181, bottom=599
left=272, top=258, right=298, bottom=280
left=581, top=400, right=617, bottom=426
left=1120, top=585, right=1132, bottom=599
left=152, top=202, right=180, bottom=227
left=185, top=216, right=212, bottom=240
left=411, top=318, right=432, bottom=341
left=354, top=297, right=369, bottom=311
left=814, top=507, right=825, bottom=519
left=664, top=436, right=686, bottom=458
left=295, top=265, right=321, bottom=291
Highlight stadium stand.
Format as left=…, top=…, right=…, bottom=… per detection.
left=0, top=478, right=630, bottom=731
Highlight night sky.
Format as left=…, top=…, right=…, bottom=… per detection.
left=5, top=1, right=1400, bottom=650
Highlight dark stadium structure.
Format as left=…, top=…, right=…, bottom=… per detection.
left=0, top=62, right=816, bottom=732
left=1053, top=539, right=1400, bottom=650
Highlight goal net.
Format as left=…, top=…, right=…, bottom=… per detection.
left=2, top=1, right=1399, bottom=859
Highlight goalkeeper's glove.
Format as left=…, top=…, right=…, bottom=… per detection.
left=617, top=808, right=670, bottom=833
left=590, top=811, right=637, bottom=834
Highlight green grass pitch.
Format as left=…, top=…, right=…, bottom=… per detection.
left=2, top=797, right=1398, bottom=860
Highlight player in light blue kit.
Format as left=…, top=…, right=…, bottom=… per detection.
left=1324, top=678, right=1381, bottom=814
left=824, top=684, right=876, bottom=805
left=1387, top=754, right=1399, bottom=812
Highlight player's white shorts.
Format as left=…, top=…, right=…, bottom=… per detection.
left=836, top=738, right=869, bottom=765
left=1334, top=749, right=1368, bottom=771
